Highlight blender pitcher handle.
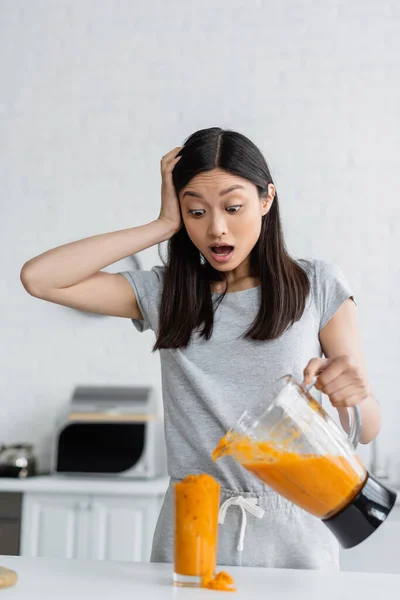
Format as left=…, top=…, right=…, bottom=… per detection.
left=347, top=405, right=362, bottom=449
left=305, top=378, right=362, bottom=449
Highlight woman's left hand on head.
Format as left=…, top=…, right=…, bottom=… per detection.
left=303, top=356, right=371, bottom=408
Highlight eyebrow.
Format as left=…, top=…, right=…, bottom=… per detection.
left=182, top=184, right=246, bottom=200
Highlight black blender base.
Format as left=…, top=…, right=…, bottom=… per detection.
left=323, top=473, right=397, bottom=549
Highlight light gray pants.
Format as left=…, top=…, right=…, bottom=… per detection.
left=150, top=477, right=340, bottom=570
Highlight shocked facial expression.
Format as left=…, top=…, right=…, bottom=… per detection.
left=179, top=169, right=275, bottom=274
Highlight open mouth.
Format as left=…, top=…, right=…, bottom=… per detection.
left=209, top=245, right=234, bottom=262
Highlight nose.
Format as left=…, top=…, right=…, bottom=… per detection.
left=207, top=212, right=228, bottom=239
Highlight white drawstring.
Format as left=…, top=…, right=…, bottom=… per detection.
left=218, top=496, right=265, bottom=552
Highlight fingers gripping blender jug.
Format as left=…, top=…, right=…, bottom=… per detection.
left=213, top=375, right=397, bottom=549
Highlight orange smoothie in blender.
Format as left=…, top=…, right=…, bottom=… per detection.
left=213, top=435, right=366, bottom=519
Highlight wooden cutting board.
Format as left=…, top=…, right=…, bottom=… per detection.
left=0, top=566, right=18, bottom=589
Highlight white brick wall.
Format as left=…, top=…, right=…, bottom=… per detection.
left=1, top=0, right=399, bottom=475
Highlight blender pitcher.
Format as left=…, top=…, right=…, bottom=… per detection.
left=213, top=375, right=397, bottom=549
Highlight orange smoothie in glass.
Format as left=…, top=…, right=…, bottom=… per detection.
left=173, top=474, right=235, bottom=591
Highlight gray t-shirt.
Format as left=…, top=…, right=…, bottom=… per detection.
left=120, top=258, right=353, bottom=494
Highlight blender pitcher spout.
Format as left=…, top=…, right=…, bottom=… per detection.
left=212, top=430, right=236, bottom=462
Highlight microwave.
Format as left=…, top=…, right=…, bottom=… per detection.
left=51, top=385, right=166, bottom=478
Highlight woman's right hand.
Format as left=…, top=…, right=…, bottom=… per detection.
left=158, top=146, right=183, bottom=233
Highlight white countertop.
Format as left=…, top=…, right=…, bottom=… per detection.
left=1, top=555, right=400, bottom=599
left=0, top=475, right=170, bottom=496
left=0, top=474, right=399, bottom=503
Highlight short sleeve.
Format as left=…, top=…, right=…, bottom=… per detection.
left=118, top=265, right=165, bottom=333
left=316, top=260, right=355, bottom=331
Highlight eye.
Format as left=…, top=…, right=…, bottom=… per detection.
left=226, top=205, right=242, bottom=214
left=187, top=209, right=205, bottom=218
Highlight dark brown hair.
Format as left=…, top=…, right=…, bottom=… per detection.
left=153, top=127, right=310, bottom=350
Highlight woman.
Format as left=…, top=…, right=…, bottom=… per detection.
left=20, top=127, right=380, bottom=570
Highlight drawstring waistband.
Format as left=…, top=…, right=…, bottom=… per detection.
left=218, top=496, right=265, bottom=552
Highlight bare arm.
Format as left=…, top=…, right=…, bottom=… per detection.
left=20, top=220, right=177, bottom=318
left=305, top=299, right=381, bottom=444
left=319, top=300, right=381, bottom=444
left=20, top=146, right=183, bottom=319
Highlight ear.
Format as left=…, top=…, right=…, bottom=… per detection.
left=261, top=184, right=275, bottom=216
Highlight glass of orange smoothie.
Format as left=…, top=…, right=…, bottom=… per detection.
left=173, top=474, right=221, bottom=588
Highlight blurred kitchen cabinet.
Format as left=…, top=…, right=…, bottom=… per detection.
left=20, top=492, right=161, bottom=562
left=340, top=505, right=400, bottom=573
left=89, top=495, right=160, bottom=562
left=0, top=492, right=22, bottom=555
left=20, top=494, right=90, bottom=559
